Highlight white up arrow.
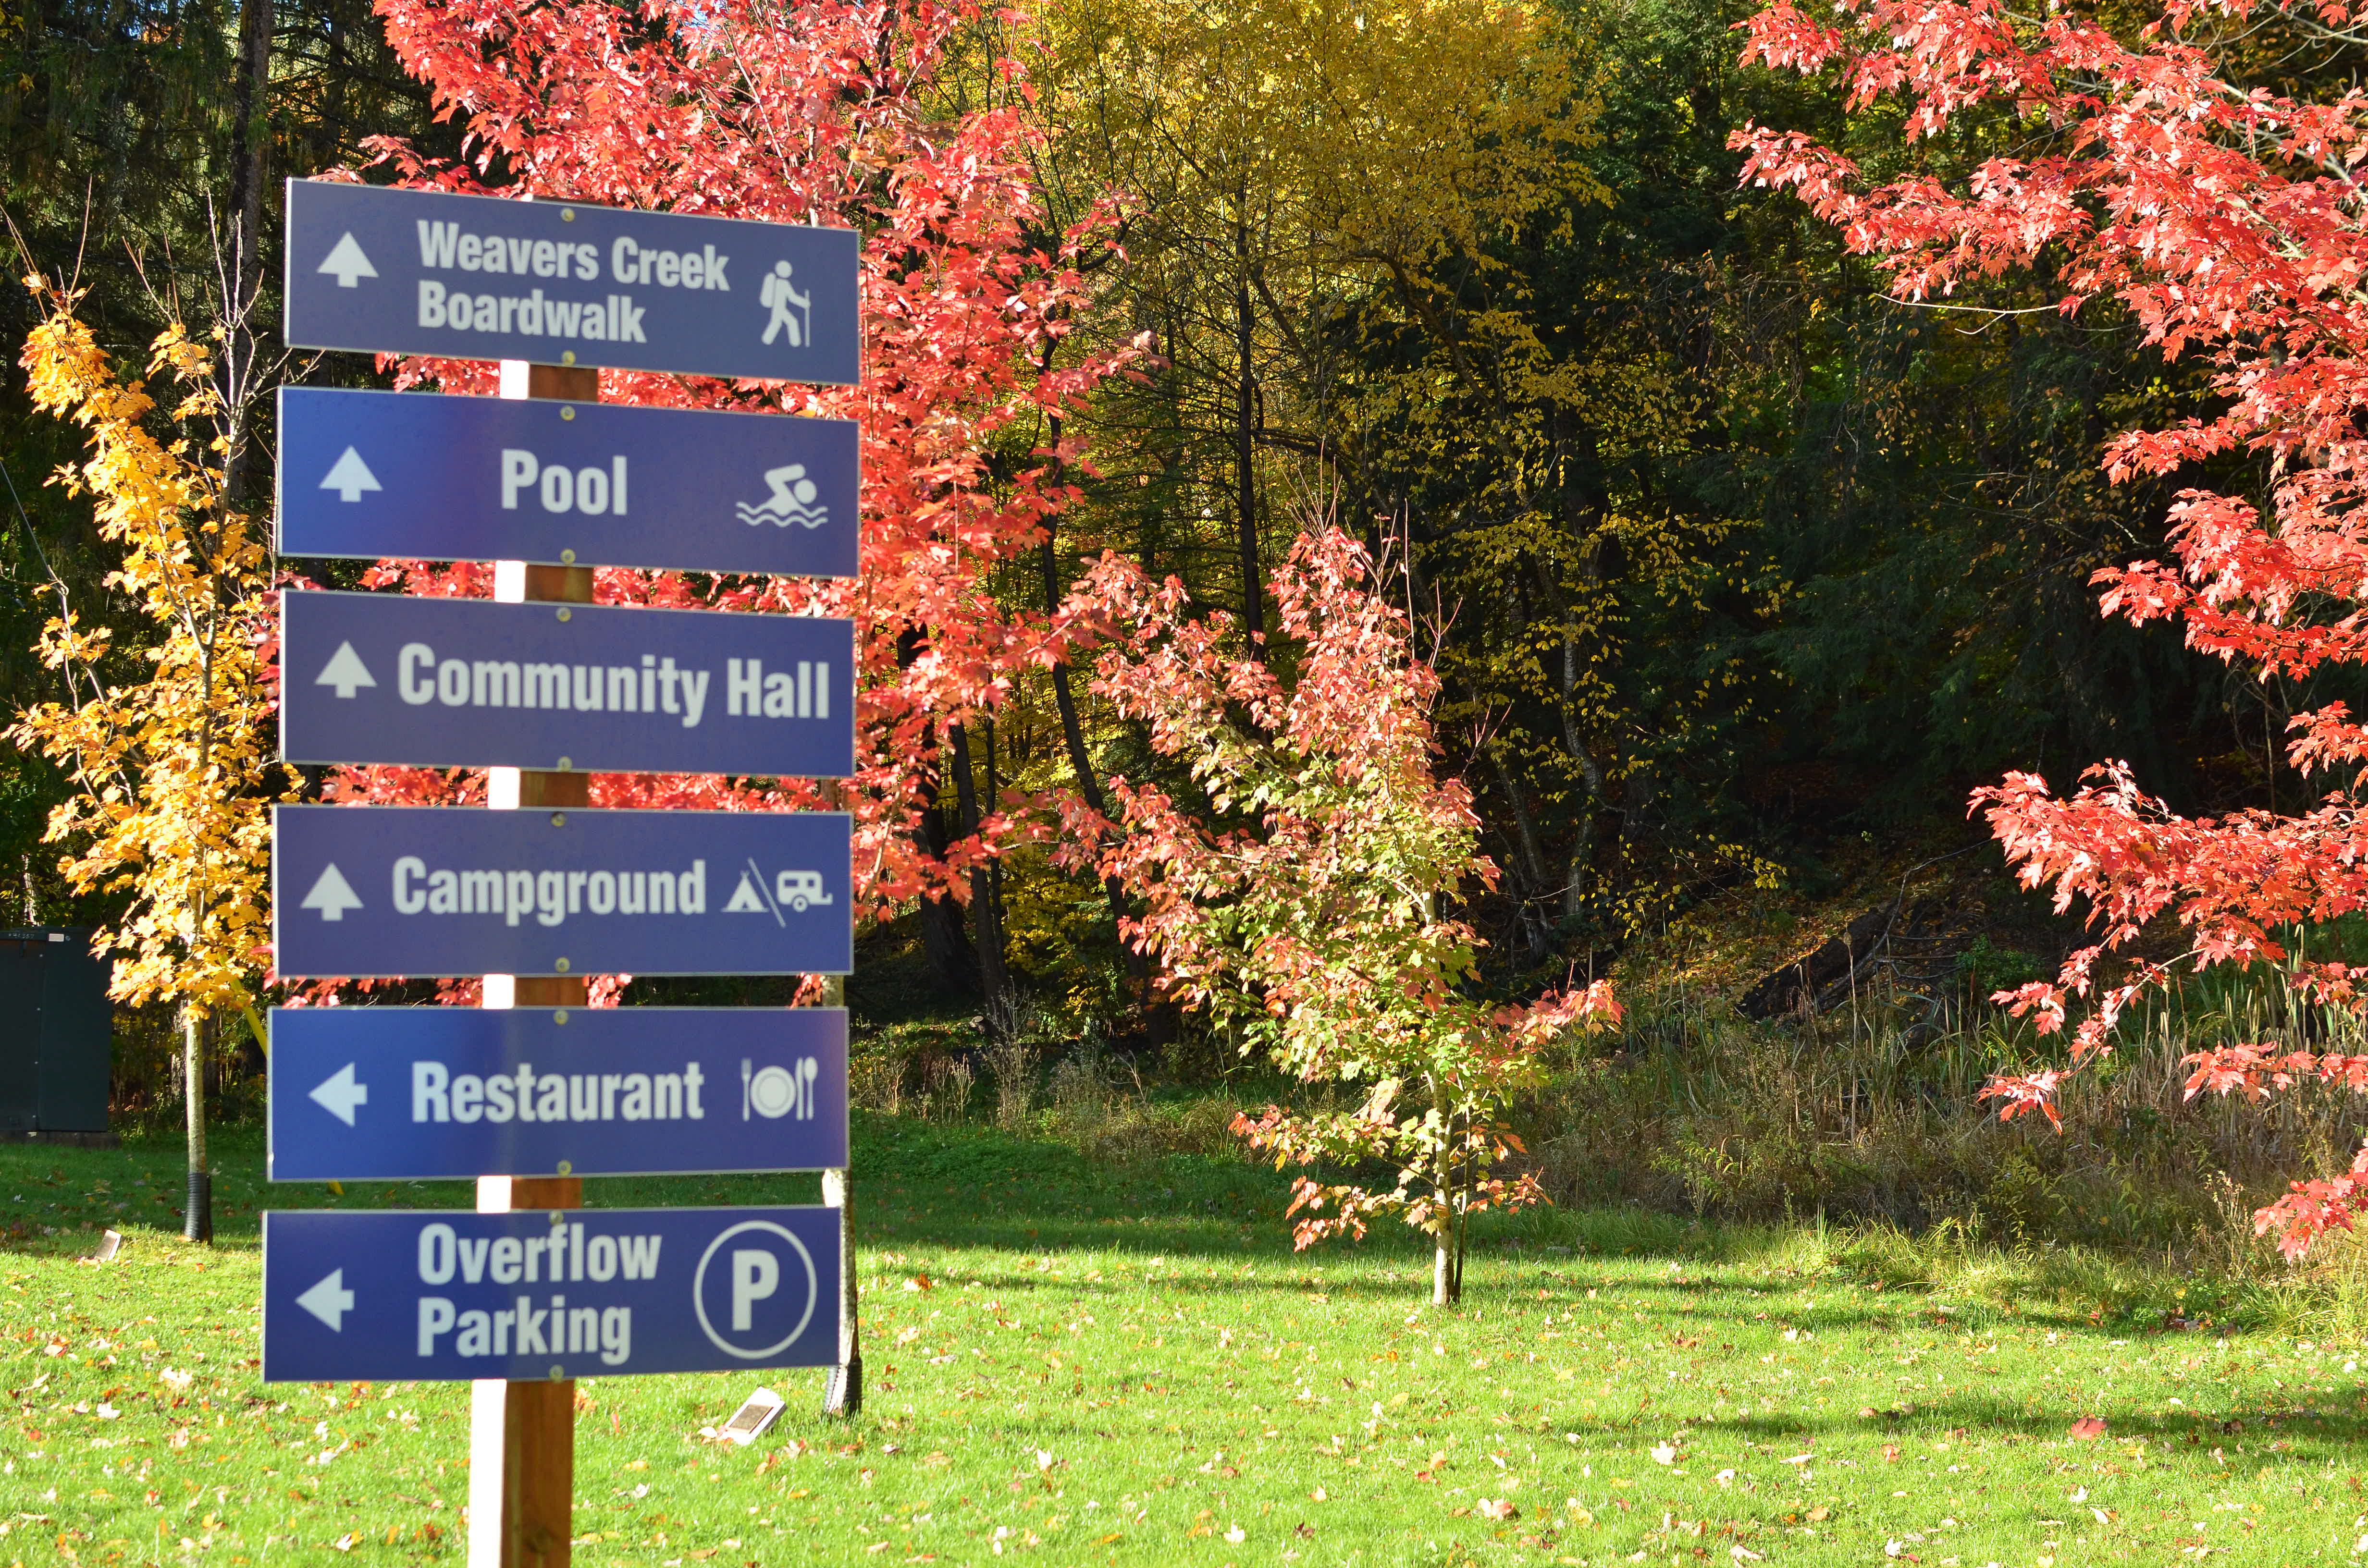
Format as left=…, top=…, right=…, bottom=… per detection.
left=319, top=447, right=382, bottom=502
left=295, top=1270, right=357, bottom=1332
left=308, top=1063, right=369, bottom=1127
left=317, top=233, right=378, bottom=288
left=314, top=642, right=376, bottom=699
left=299, top=863, right=362, bottom=922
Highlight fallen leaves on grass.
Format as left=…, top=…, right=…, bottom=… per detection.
left=1477, top=1498, right=1518, bottom=1519
left=2070, top=1416, right=2108, bottom=1441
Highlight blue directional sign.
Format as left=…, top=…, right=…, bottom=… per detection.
left=272, top=806, right=852, bottom=979
left=263, top=1205, right=839, bottom=1382
left=277, top=389, right=859, bottom=576
left=268, top=1006, right=849, bottom=1182
left=281, top=590, right=854, bottom=777
left=285, top=180, right=860, bottom=383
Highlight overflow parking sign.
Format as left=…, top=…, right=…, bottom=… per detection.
left=263, top=1206, right=841, bottom=1382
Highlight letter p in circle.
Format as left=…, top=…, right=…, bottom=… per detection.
left=730, top=1249, right=778, bottom=1330
left=693, top=1220, right=817, bottom=1360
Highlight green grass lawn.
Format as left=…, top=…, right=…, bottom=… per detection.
left=6, top=1113, right=2368, bottom=1566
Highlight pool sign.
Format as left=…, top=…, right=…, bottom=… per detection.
left=284, top=180, right=859, bottom=384
left=280, top=589, right=854, bottom=777
left=276, top=389, right=859, bottom=576
left=262, top=1206, right=841, bottom=1382
left=272, top=805, right=852, bottom=979
left=267, top=1006, right=850, bottom=1181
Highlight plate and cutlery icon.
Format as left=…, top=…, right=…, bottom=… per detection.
left=742, top=1055, right=820, bottom=1121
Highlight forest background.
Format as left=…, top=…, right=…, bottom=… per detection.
left=0, top=0, right=2348, bottom=1268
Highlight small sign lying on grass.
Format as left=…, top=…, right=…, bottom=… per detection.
left=707, top=1385, right=788, bottom=1445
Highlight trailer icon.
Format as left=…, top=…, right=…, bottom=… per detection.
left=775, top=870, right=831, bottom=912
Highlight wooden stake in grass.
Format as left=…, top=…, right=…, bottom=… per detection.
left=465, top=356, right=595, bottom=1568
left=820, top=973, right=862, bottom=1417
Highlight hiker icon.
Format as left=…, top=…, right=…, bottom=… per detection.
left=761, top=260, right=811, bottom=348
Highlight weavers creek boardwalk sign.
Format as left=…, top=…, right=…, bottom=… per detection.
left=284, top=182, right=861, bottom=382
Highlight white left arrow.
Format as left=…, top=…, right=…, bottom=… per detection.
left=319, top=447, right=382, bottom=503
left=299, top=863, right=362, bottom=922
left=308, top=1063, right=369, bottom=1127
left=314, top=641, right=376, bottom=699
left=295, top=1270, right=356, bottom=1331
left=317, top=233, right=378, bottom=288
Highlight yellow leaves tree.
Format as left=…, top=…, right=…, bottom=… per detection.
left=1036, top=0, right=1603, bottom=635
left=10, top=275, right=284, bottom=1238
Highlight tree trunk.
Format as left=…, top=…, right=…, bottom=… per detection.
left=1489, top=748, right=1554, bottom=961
left=1542, top=559, right=1610, bottom=926
left=1234, top=219, right=1264, bottom=653
left=1033, top=413, right=1150, bottom=991
left=1453, top=1159, right=1471, bottom=1301
left=947, top=721, right=1011, bottom=1028
left=313, top=0, right=349, bottom=172
left=902, top=629, right=974, bottom=993
left=1428, top=1076, right=1457, bottom=1305
left=219, top=0, right=273, bottom=514
left=1546, top=420, right=1617, bottom=928
left=983, top=715, right=1008, bottom=977
left=182, top=1007, right=212, bottom=1244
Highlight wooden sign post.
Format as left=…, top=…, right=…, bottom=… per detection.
left=467, top=357, right=595, bottom=1568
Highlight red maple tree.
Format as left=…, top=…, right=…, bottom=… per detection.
left=1734, top=0, right=2368, bottom=1251
left=1054, top=527, right=1619, bottom=1301
left=290, top=0, right=1128, bottom=1005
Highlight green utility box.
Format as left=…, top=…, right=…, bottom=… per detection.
left=0, top=928, right=112, bottom=1135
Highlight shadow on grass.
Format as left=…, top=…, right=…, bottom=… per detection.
left=0, top=1110, right=2281, bottom=1339
left=1661, top=1396, right=2368, bottom=1462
